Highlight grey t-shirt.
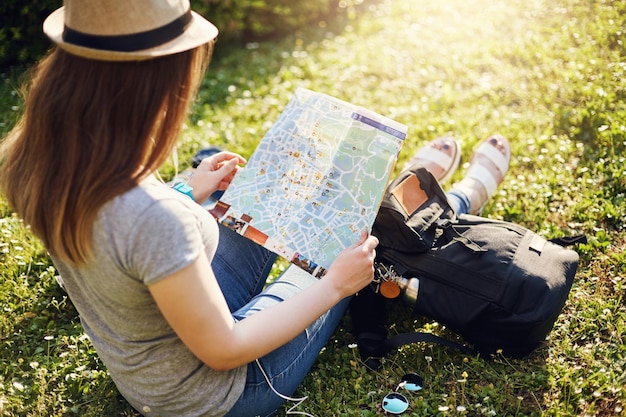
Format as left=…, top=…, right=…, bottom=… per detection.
left=51, top=177, right=246, bottom=417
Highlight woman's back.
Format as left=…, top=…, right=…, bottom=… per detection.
left=51, top=177, right=244, bottom=416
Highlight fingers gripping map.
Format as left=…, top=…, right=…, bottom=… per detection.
left=210, top=88, right=406, bottom=278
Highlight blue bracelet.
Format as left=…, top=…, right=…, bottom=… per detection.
left=172, top=182, right=195, bottom=201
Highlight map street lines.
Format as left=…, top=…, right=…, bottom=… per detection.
left=211, top=88, right=406, bottom=277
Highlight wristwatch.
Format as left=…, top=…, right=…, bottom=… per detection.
left=172, top=182, right=194, bottom=201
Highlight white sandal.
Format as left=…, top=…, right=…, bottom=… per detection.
left=403, top=136, right=461, bottom=184
left=452, top=134, right=511, bottom=214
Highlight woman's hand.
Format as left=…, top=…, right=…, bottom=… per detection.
left=186, top=151, right=246, bottom=204
left=324, top=230, right=379, bottom=298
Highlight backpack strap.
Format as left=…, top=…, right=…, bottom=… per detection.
left=364, top=332, right=476, bottom=361
left=550, top=235, right=587, bottom=246
left=436, top=218, right=486, bottom=253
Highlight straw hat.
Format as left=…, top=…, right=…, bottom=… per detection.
left=43, top=0, right=218, bottom=61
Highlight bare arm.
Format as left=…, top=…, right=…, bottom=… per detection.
left=149, top=231, right=378, bottom=370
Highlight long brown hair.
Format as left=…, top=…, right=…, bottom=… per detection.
left=0, top=43, right=212, bottom=265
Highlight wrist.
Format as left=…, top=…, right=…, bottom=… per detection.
left=316, top=272, right=348, bottom=303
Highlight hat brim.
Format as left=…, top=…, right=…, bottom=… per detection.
left=43, top=7, right=218, bottom=61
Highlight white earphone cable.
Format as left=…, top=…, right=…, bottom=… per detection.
left=254, top=359, right=317, bottom=417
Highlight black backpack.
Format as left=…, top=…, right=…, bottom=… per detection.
left=351, top=166, right=584, bottom=366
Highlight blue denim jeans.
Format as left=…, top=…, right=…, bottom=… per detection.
left=212, top=225, right=349, bottom=417
left=446, top=189, right=471, bottom=216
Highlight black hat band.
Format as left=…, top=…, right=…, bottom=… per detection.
left=62, top=10, right=193, bottom=52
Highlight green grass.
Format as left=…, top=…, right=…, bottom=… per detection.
left=1, top=0, right=625, bottom=415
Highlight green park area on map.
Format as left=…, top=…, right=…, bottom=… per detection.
left=210, top=88, right=406, bottom=277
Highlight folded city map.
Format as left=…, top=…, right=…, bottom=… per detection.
left=210, top=87, right=406, bottom=277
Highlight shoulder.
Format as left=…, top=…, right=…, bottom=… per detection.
left=103, top=177, right=205, bottom=229
left=94, top=178, right=218, bottom=282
